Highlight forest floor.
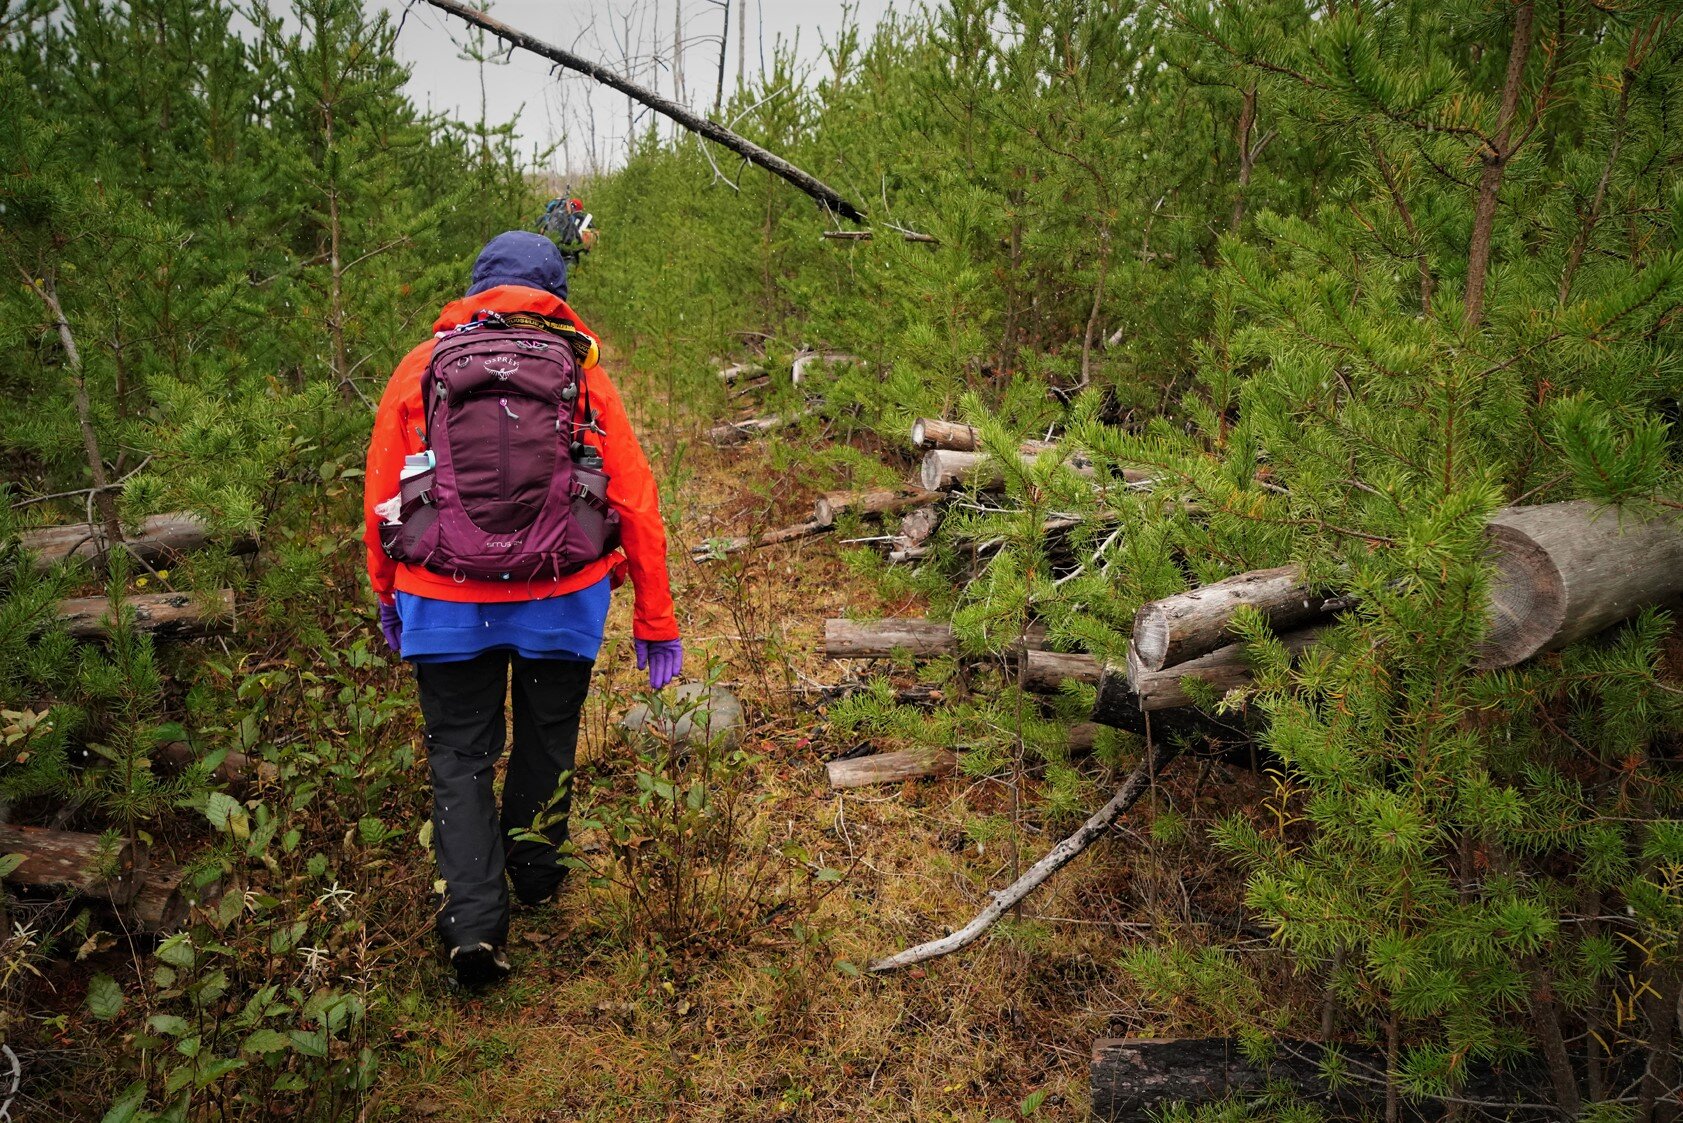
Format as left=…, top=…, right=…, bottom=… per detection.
left=367, top=342, right=1265, bottom=1122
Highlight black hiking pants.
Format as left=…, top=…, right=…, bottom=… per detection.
left=414, top=652, right=592, bottom=949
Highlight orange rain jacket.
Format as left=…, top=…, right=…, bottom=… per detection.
left=362, top=286, right=679, bottom=642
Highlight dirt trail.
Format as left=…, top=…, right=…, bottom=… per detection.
left=380, top=346, right=1213, bottom=1123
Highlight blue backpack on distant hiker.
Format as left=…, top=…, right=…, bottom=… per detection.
left=379, top=310, right=618, bottom=582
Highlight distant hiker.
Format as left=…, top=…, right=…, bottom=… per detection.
left=537, top=194, right=596, bottom=265
left=363, top=230, right=682, bottom=989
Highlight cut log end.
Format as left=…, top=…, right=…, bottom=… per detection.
left=1130, top=608, right=1171, bottom=672
left=1474, top=520, right=1568, bottom=671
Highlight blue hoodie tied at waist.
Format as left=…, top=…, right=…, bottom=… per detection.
left=396, top=577, right=610, bottom=663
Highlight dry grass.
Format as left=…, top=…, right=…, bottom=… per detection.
left=374, top=347, right=1269, bottom=1123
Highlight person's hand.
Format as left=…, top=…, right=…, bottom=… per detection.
left=634, top=638, right=683, bottom=690
left=378, top=602, right=402, bottom=654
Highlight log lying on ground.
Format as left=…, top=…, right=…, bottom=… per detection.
left=1018, top=649, right=1101, bottom=693
left=0, top=823, right=142, bottom=906
left=827, top=748, right=957, bottom=789
left=825, top=618, right=954, bottom=659
left=791, top=351, right=861, bottom=385
left=1477, top=500, right=1683, bottom=670
left=691, top=520, right=828, bottom=562
left=824, top=617, right=1050, bottom=659
left=706, top=407, right=821, bottom=446
left=813, top=488, right=939, bottom=529
left=920, top=448, right=1152, bottom=492
left=56, top=589, right=236, bottom=641
left=1090, top=1038, right=1543, bottom=1122
left=1092, top=627, right=1323, bottom=720
left=869, top=738, right=1182, bottom=972
left=155, top=740, right=278, bottom=790
left=910, top=418, right=1056, bottom=455
left=1132, top=566, right=1350, bottom=672
left=716, top=361, right=765, bottom=384
left=22, top=513, right=254, bottom=571
left=126, top=862, right=225, bottom=933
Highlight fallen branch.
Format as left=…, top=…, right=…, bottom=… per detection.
left=706, top=407, right=820, bottom=446
left=1132, top=566, right=1349, bottom=672
left=691, top=520, right=828, bottom=562
left=821, top=229, right=940, bottom=244
left=420, top=0, right=866, bottom=222
left=869, top=739, right=1182, bottom=972
left=790, top=351, right=861, bottom=385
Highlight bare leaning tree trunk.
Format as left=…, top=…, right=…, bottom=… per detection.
left=25, top=274, right=126, bottom=556
left=1464, top=1, right=1535, bottom=328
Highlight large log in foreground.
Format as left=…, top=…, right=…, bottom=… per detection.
left=1478, top=500, right=1683, bottom=670
left=22, top=513, right=254, bottom=571
left=0, top=823, right=142, bottom=906
left=1132, top=566, right=1348, bottom=672
left=1090, top=1038, right=1543, bottom=1122
left=56, top=589, right=237, bottom=641
left=870, top=739, right=1182, bottom=972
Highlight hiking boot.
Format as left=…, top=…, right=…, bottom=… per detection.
left=448, top=942, right=510, bottom=990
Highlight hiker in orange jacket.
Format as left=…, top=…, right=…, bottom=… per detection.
left=363, top=231, right=681, bottom=988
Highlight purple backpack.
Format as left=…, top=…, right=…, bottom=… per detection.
left=379, top=311, right=619, bottom=583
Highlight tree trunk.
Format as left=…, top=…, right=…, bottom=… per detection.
left=1131, top=566, right=1347, bottom=671
left=55, top=589, right=237, bottom=642
left=28, top=276, right=125, bottom=556
left=0, top=823, right=142, bottom=906
left=1230, top=85, right=1258, bottom=231
left=1463, top=2, right=1534, bottom=328
left=826, top=748, right=956, bottom=789
left=22, top=512, right=252, bottom=571
left=813, top=489, right=938, bottom=529
left=1477, top=500, right=1683, bottom=670
left=418, top=1, right=866, bottom=222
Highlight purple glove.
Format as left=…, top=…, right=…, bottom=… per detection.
left=635, top=638, right=684, bottom=690
left=378, top=602, right=402, bottom=654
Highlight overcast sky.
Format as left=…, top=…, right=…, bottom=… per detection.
left=379, top=1, right=902, bottom=176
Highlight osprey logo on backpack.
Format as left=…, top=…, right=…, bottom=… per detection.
left=378, top=311, right=620, bottom=581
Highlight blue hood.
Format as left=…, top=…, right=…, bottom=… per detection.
left=466, top=230, right=568, bottom=301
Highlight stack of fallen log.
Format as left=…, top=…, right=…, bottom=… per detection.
left=5, top=512, right=251, bottom=932
left=706, top=350, right=865, bottom=446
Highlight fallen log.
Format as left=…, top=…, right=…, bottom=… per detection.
left=898, top=504, right=942, bottom=547
left=1101, top=627, right=1324, bottom=716
left=691, top=520, right=828, bottom=562
left=869, top=738, right=1182, bottom=972
left=790, top=351, right=861, bottom=385
left=1090, top=1038, right=1544, bottom=1122
left=820, top=229, right=940, bottom=244
left=126, top=862, right=225, bottom=933
left=22, top=513, right=254, bottom=571
left=56, top=589, right=236, bottom=641
left=1018, top=649, right=1101, bottom=693
left=0, top=823, right=142, bottom=906
left=813, top=488, right=939, bottom=529
left=918, top=448, right=1146, bottom=492
left=706, top=407, right=820, bottom=446
left=1132, top=566, right=1349, bottom=672
left=910, top=418, right=1056, bottom=455
left=716, top=361, right=765, bottom=384
left=887, top=543, right=930, bottom=564
left=825, top=618, right=954, bottom=659
left=827, top=748, right=956, bottom=789
left=1478, top=500, right=1683, bottom=670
